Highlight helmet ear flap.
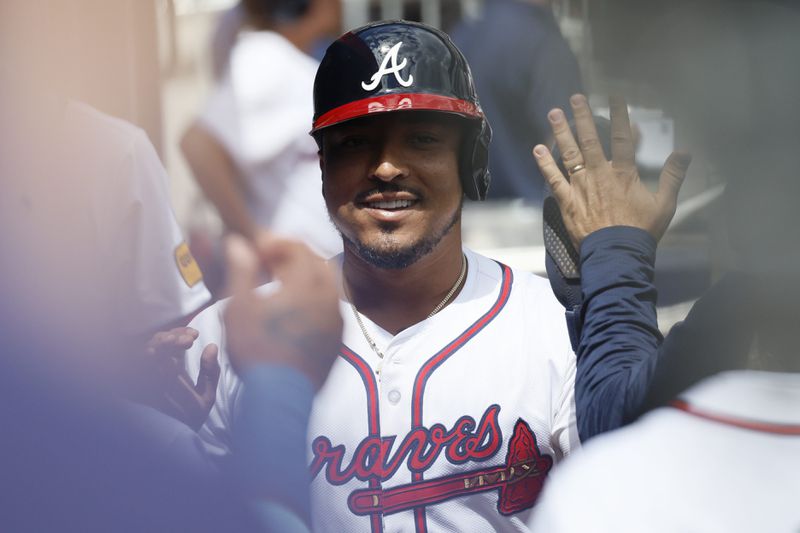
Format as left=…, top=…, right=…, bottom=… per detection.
left=461, top=118, right=492, bottom=201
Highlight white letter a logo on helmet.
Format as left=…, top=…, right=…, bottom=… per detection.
left=362, top=42, right=414, bottom=91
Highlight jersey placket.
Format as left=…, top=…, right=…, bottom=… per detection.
left=375, top=324, right=434, bottom=532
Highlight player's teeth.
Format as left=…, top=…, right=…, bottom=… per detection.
left=370, top=200, right=412, bottom=209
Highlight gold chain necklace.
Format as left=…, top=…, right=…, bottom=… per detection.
left=344, top=254, right=467, bottom=369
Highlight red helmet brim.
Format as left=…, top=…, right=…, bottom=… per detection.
left=311, top=92, right=482, bottom=133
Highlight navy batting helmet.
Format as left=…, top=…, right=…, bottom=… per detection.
left=311, top=20, right=493, bottom=201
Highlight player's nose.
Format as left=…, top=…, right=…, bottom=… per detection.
left=372, top=160, right=406, bottom=182
left=371, top=140, right=408, bottom=182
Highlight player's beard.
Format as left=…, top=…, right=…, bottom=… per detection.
left=338, top=200, right=462, bottom=270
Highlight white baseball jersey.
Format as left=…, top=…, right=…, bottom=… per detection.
left=529, top=370, right=800, bottom=533
left=6, top=100, right=211, bottom=335
left=187, top=248, right=578, bottom=532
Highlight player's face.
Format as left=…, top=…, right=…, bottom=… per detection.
left=320, top=111, right=464, bottom=269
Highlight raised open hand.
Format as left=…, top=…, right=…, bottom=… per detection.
left=533, top=94, right=692, bottom=247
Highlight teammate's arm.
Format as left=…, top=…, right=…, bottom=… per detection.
left=180, top=123, right=259, bottom=240
left=572, top=226, right=661, bottom=440
left=224, top=234, right=343, bottom=527
left=533, top=94, right=692, bottom=440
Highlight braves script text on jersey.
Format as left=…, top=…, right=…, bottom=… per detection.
left=187, top=248, right=577, bottom=532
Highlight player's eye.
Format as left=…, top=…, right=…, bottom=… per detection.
left=409, top=132, right=441, bottom=146
left=337, top=135, right=370, bottom=149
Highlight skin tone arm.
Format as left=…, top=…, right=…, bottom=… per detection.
left=180, top=123, right=259, bottom=240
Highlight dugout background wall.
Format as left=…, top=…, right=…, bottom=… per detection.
left=1, top=0, right=164, bottom=155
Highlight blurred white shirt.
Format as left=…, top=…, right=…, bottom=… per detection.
left=5, top=100, right=211, bottom=335
left=528, top=370, right=800, bottom=533
left=199, top=30, right=341, bottom=258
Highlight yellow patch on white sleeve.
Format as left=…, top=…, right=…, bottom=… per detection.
left=174, top=241, right=203, bottom=287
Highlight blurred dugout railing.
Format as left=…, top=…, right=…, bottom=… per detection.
left=342, top=0, right=592, bottom=76
left=168, top=0, right=588, bottom=40
left=341, top=0, right=480, bottom=29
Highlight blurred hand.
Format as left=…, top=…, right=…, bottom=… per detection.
left=223, top=234, right=343, bottom=390
left=142, top=327, right=220, bottom=431
left=533, top=94, right=691, bottom=247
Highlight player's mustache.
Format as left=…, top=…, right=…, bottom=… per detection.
left=354, top=182, right=423, bottom=202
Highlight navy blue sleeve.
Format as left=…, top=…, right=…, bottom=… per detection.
left=575, top=226, right=662, bottom=442
left=233, top=364, right=314, bottom=528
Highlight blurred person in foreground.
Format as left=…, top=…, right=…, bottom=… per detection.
left=0, top=3, right=341, bottom=528
left=0, top=1, right=212, bottom=340
left=182, top=0, right=343, bottom=267
left=1, top=0, right=224, bottom=434
left=527, top=2, right=800, bottom=530
left=0, top=218, right=341, bottom=531
left=450, top=0, right=582, bottom=201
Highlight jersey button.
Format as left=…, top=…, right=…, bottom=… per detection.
left=388, top=390, right=401, bottom=404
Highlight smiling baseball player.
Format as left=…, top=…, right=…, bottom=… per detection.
left=184, top=20, right=689, bottom=532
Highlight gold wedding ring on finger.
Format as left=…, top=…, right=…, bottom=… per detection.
left=567, top=163, right=586, bottom=176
